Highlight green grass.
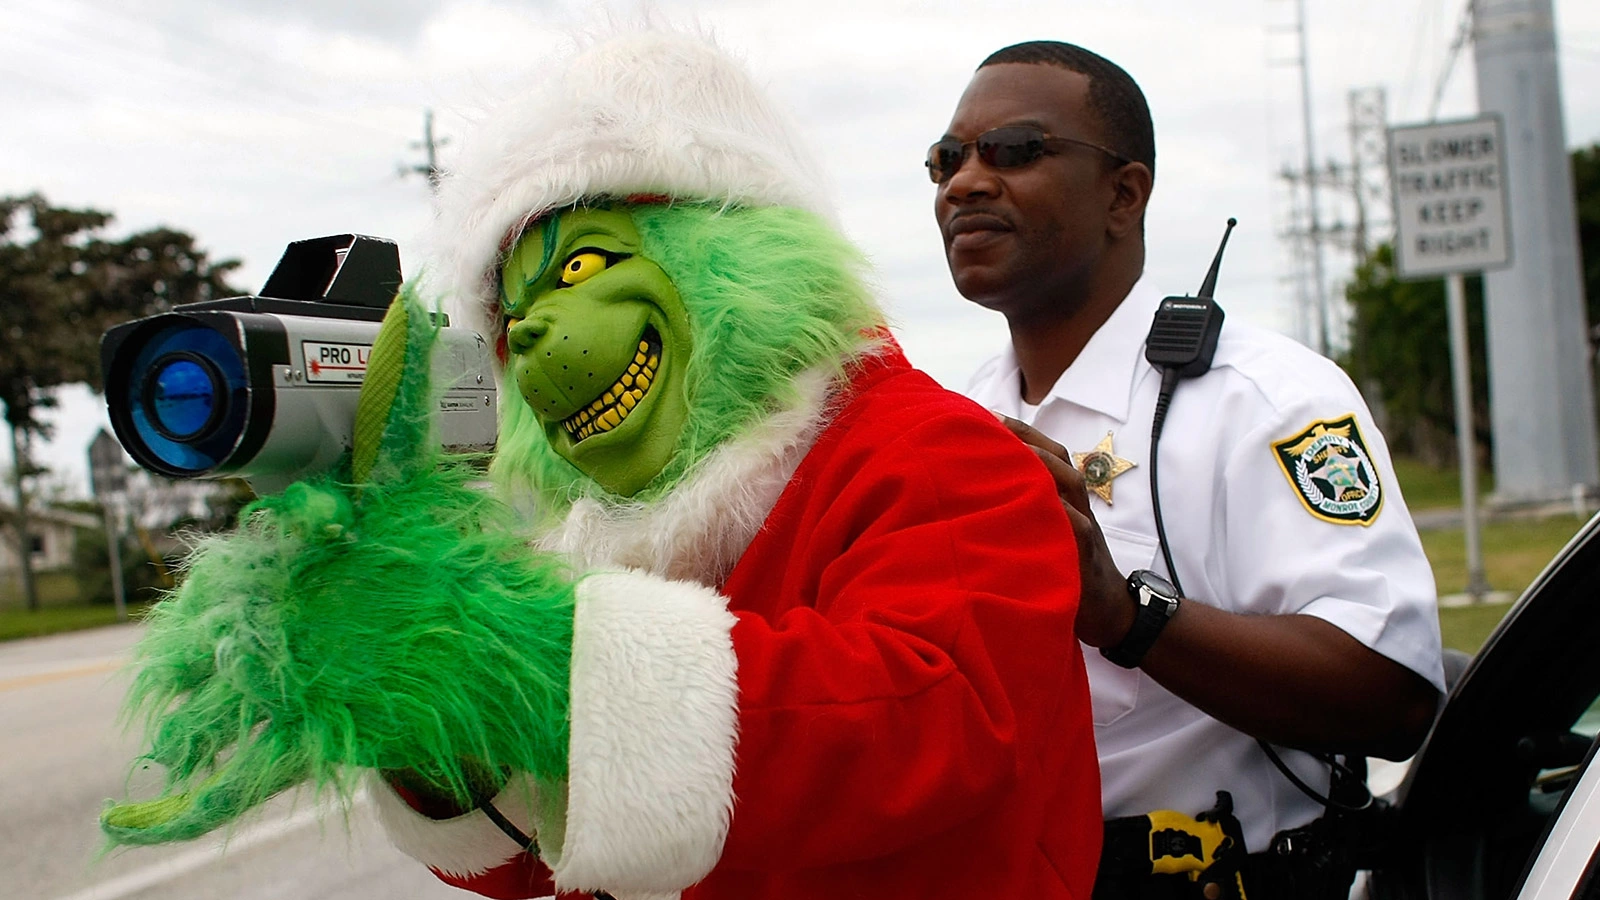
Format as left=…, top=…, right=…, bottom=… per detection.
left=1395, top=456, right=1589, bottom=655
left=1426, top=514, right=1591, bottom=655
left=0, top=602, right=147, bottom=642
left=1419, top=515, right=1588, bottom=597
left=1391, top=456, right=1494, bottom=510
left=1438, top=600, right=1517, bottom=655
left=0, top=569, right=151, bottom=642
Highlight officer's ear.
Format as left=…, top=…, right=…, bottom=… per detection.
left=1106, top=161, right=1153, bottom=241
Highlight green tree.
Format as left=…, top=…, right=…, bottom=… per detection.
left=1341, top=244, right=1490, bottom=464
left=1, top=194, right=240, bottom=610
left=1574, top=144, right=1600, bottom=328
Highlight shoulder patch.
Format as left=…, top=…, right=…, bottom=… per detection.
left=1271, top=414, right=1383, bottom=526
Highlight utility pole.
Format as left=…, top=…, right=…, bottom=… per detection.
left=1269, top=0, right=1336, bottom=356
left=402, top=108, right=449, bottom=193
left=7, top=422, right=39, bottom=611
left=1294, top=0, right=1331, bottom=356
left=1473, top=0, right=1599, bottom=503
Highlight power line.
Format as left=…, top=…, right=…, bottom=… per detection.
left=1428, top=0, right=1479, bottom=121
left=1398, top=0, right=1440, bottom=120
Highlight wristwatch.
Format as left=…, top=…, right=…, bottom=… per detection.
left=1100, top=569, right=1182, bottom=669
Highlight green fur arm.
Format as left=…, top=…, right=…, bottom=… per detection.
left=103, top=289, right=575, bottom=846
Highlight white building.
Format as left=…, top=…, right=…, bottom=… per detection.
left=0, top=504, right=101, bottom=578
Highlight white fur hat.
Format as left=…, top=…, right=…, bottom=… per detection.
left=430, top=24, right=836, bottom=333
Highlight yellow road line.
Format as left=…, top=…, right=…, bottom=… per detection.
left=0, top=658, right=125, bottom=692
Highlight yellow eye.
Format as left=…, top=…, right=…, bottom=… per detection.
left=560, top=251, right=609, bottom=286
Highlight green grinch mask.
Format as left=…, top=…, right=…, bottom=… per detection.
left=491, top=202, right=883, bottom=510
left=499, top=208, right=693, bottom=497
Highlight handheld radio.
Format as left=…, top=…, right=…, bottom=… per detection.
left=1144, top=217, right=1235, bottom=595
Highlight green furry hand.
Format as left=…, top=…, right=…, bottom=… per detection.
left=103, top=291, right=576, bottom=847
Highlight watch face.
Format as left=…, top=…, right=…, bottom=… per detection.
left=1130, top=569, right=1177, bottom=600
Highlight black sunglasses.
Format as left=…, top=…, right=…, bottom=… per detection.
left=925, top=125, right=1131, bottom=184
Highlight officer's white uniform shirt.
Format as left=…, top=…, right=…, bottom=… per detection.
left=965, top=277, right=1446, bottom=851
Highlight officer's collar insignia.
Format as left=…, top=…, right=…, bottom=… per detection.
left=1072, top=431, right=1136, bottom=505
left=1272, top=414, right=1383, bottom=525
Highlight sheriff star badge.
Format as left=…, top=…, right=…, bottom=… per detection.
left=1072, top=431, right=1135, bottom=504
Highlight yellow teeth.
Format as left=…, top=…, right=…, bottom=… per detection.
left=563, top=335, right=662, bottom=443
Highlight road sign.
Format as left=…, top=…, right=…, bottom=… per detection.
left=1388, top=115, right=1512, bottom=280
left=87, top=428, right=129, bottom=620
left=89, top=429, right=127, bottom=497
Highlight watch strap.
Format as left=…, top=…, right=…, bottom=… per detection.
left=1100, top=570, right=1180, bottom=669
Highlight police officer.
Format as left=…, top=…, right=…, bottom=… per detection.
left=931, top=40, right=1446, bottom=898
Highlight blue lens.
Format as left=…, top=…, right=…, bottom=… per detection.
left=125, top=322, right=248, bottom=475
left=151, top=358, right=218, bottom=438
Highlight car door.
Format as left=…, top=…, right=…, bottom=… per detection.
left=1368, top=512, right=1600, bottom=900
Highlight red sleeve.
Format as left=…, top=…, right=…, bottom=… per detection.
left=718, top=399, right=1084, bottom=869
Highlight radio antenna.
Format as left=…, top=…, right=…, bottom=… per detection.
left=1197, top=217, right=1238, bottom=299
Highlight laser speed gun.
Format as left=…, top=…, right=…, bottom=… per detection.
left=100, top=235, right=497, bottom=493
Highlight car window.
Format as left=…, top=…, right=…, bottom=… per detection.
left=1578, top=698, right=1600, bottom=741
left=1534, top=699, right=1600, bottom=812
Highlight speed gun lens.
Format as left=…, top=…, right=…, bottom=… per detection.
left=149, top=356, right=220, bottom=439
left=111, top=316, right=253, bottom=478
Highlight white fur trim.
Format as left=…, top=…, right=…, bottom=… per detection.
left=536, top=571, right=739, bottom=894
left=537, top=365, right=831, bottom=582
left=429, top=22, right=837, bottom=337
left=367, top=771, right=546, bottom=878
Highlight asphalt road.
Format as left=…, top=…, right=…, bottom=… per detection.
left=0, top=624, right=479, bottom=900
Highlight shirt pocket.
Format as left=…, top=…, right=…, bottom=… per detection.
left=1084, top=525, right=1161, bottom=727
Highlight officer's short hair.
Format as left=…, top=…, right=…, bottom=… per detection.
left=979, top=41, right=1156, bottom=180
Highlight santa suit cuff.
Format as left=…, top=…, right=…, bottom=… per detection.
left=538, top=570, right=739, bottom=894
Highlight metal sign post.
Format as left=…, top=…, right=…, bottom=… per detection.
left=1444, top=273, right=1490, bottom=601
left=88, top=429, right=128, bottom=621
left=1388, top=115, right=1513, bottom=603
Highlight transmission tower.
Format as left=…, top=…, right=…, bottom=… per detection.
left=1346, top=87, right=1391, bottom=263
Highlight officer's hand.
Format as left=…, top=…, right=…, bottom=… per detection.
left=995, top=414, right=1135, bottom=649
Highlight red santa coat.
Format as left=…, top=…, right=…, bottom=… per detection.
left=373, top=346, right=1100, bottom=900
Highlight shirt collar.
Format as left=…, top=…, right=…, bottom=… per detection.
left=1041, top=277, right=1163, bottom=423
left=965, top=277, right=1164, bottom=422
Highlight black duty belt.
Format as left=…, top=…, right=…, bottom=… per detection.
left=1092, top=792, right=1358, bottom=900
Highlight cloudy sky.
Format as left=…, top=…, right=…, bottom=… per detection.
left=4, top=0, right=1600, bottom=496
